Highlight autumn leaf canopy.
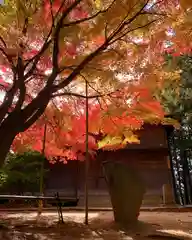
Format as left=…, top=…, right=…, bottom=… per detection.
left=0, top=0, right=191, bottom=162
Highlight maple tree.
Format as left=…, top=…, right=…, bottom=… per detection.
left=0, top=0, right=190, bottom=165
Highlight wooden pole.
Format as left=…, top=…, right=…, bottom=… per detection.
left=75, top=159, right=79, bottom=199
left=84, top=80, right=89, bottom=225
left=38, top=122, right=47, bottom=216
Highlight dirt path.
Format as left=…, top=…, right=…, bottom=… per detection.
left=0, top=211, right=191, bottom=239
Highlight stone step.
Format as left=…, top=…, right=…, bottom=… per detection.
left=78, top=194, right=112, bottom=207
left=77, top=193, right=164, bottom=207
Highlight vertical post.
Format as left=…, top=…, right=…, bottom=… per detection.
left=38, top=122, right=47, bottom=216
left=75, top=159, right=79, bottom=200
left=84, top=80, right=89, bottom=225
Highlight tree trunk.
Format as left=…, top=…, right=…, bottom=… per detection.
left=103, top=161, right=145, bottom=225
left=0, top=126, right=17, bottom=167
left=165, top=126, right=179, bottom=204
left=184, top=151, right=192, bottom=203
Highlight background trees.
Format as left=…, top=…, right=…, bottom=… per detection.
left=157, top=54, right=192, bottom=123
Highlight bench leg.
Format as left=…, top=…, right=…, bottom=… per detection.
left=55, top=192, right=64, bottom=223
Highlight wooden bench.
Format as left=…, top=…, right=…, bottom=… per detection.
left=0, top=193, right=79, bottom=223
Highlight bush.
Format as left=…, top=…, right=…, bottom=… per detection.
left=0, top=151, right=49, bottom=194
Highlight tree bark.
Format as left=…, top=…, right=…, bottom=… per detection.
left=0, top=120, right=18, bottom=167
left=165, top=126, right=179, bottom=204
left=0, top=91, right=50, bottom=167
left=103, top=161, right=145, bottom=225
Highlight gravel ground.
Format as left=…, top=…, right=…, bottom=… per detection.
left=0, top=211, right=191, bottom=239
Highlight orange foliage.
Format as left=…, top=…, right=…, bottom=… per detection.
left=12, top=86, right=166, bottom=162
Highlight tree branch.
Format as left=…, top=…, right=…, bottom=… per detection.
left=52, top=80, right=122, bottom=99
left=0, top=47, right=15, bottom=68
left=24, top=39, right=52, bottom=81
left=62, top=6, right=112, bottom=27
left=110, top=19, right=159, bottom=45
left=24, top=0, right=82, bottom=82
left=51, top=92, right=105, bottom=99
left=21, top=1, right=83, bottom=126
left=107, top=0, right=150, bottom=43
left=14, top=56, right=26, bottom=111
left=0, top=36, right=7, bottom=48
left=20, top=105, right=47, bottom=132
left=23, top=0, right=63, bottom=79
left=0, top=55, right=27, bottom=121
left=0, top=75, right=18, bottom=123
left=52, top=41, right=108, bottom=91
left=52, top=1, right=151, bottom=92
left=52, top=0, right=82, bottom=68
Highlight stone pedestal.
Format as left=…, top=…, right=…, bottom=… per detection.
left=103, top=161, right=146, bottom=224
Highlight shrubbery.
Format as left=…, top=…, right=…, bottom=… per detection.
left=0, top=151, right=48, bottom=194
